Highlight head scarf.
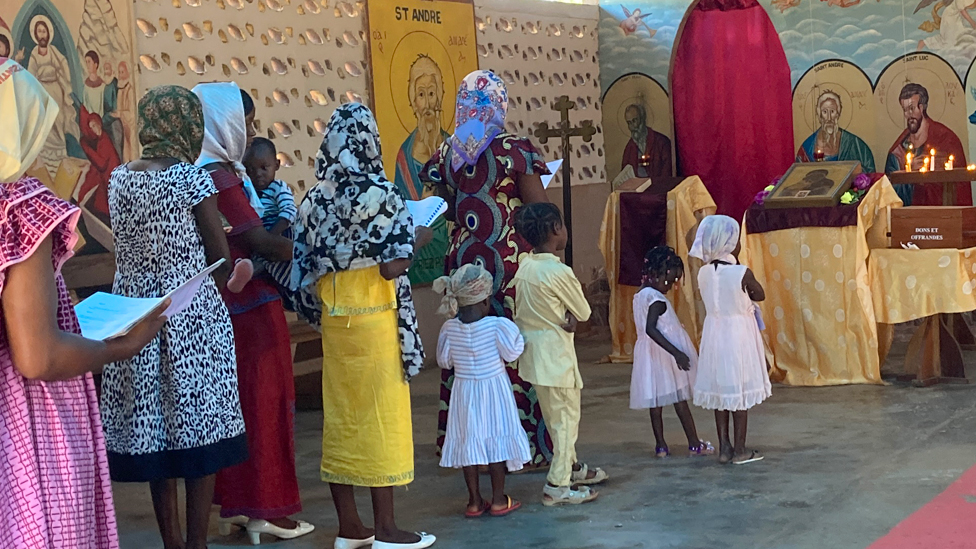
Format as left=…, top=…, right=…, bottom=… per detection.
left=191, top=82, right=263, bottom=216
left=291, top=102, right=421, bottom=380
left=138, top=85, right=205, bottom=165
left=448, top=70, right=508, bottom=171
left=433, top=263, right=494, bottom=318
left=0, top=59, right=59, bottom=183
left=689, top=215, right=740, bottom=265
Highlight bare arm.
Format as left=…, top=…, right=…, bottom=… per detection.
left=644, top=301, right=691, bottom=370
left=4, top=236, right=168, bottom=381
left=742, top=268, right=766, bottom=302
left=269, top=217, right=290, bottom=236
left=193, top=195, right=232, bottom=290
left=963, top=7, right=976, bottom=29
left=239, top=225, right=293, bottom=262
left=379, top=258, right=412, bottom=280
left=516, top=172, right=549, bottom=205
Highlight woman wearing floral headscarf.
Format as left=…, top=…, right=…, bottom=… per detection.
left=422, top=69, right=553, bottom=469
left=101, top=84, right=248, bottom=549
left=191, top=82, right=313, bottom=545
left=0, top=58, right=166, bottom=549
left=292, top=102, right=435, bottom=549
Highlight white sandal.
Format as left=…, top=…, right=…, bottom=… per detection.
left=571, top=463, right=609, bottom=486
left=542, top=484, right=599, bottom=506
left=245, top=519, right=315, bottom=545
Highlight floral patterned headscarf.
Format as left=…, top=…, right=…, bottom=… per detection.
left=291, top=102, right=424, bottom=380
left=138, top=85, right=204, bottom=165
left=448, top=70, right=508, bottom=171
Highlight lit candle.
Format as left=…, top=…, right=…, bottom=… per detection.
left=931, top=148, right=937, bottom=170
left=945, top=161, right=952, bottom=170
left=920, top=167, right=928, bottom=173
left=949, top=155, right=955, bottom=170
left=968, top=164, right=975, bottom=171
left=906, top=151, right=913, bottom=172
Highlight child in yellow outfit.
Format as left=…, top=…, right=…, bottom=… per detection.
left=513, top=203, right=609, bottom=506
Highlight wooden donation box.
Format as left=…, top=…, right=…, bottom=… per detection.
left=890, top=207, right=976, bottom=249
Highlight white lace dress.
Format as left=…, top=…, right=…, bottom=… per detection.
left=630, top=287, right=698, bottom=409
left=694, top=264, right=771, bottom=411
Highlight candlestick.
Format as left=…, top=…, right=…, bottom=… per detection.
left=949, top=155, right=955, bottom=170
left=906, top=151, right=913, bottom=172
left=930, top=149, right=936, bottom=171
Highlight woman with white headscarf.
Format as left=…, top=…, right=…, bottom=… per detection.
left=690, top=215, right=771, bottom=465
left=0, top=59, right=166, bottom=547
left=192, top=82, right=312, bottom=544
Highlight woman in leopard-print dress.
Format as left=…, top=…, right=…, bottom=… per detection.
left=100, top=86, right=246, bottom=549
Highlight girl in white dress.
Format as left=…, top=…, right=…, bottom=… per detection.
left=691, top=215, right=771, bottom=465
left=631, top=247, right=714, bottom=459
left=435, top=264, right=532, bottom=518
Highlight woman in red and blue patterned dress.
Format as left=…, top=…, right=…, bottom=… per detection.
left=423, top=70, right=553, bottom=468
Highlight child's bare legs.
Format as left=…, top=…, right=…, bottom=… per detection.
left=714, top=410, right=734, bottom=463
left=730, top=410, right=763, bottom=463
left=649, top=407, right=668, bottom=454
left=673, top=401, right=701, bottom=447
left=464, top=463, right=511, bottom=513
left=328, top=483, right=373, bottom=540
left=150, top=479, right=183, bottom=549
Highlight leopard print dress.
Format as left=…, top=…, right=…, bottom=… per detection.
left=101, top=162, right=246, bottom=481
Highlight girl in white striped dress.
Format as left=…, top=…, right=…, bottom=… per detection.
left=435, top=264, right=532, bottom=518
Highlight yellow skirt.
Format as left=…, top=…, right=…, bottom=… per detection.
left=318, top=267, right=414, bottom=487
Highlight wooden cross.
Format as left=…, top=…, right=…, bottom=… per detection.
left=534, top=96, right=597, bottom=267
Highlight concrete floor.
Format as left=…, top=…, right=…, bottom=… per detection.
left=113, top=339, right=976, bottom=549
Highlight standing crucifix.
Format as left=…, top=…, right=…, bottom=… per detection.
left=534, top=96, right=597, bottom=267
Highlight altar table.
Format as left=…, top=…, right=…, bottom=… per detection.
left=598, top=176, right=716, bottom=362
left=740, top=177, right=901, bottom=386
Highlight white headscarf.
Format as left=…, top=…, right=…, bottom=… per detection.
left=191, top=82, right=263, bottom=216
left=0, top=59, right=59, bottom=183
left=689, top=215, right=740, bottom=265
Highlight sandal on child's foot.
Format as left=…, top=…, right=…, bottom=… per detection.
left=732, top=449, right=764, bottom=465
left=655, top=445, right=670, bottom=458
left=542, top=485, right=598, bottom=506
left=688, top=440, right=715, bottom=457
left=489, top=495, right=521, bottom=517
left=464, top=500, right=490, bottom=518
left=571, top=463, right=609, bottom=485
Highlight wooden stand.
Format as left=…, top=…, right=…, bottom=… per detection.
left=887, top=169, right=975, bottom=385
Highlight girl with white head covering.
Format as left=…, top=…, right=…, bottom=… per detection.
left=435, top=263, right=531, bottom=517
left=0, top=58, right=167, bottom=548
left=691, top=215, right=771, bottom=465
left=192, top=82, right=312, bottom=544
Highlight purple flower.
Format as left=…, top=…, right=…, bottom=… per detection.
left=754, top=189, right=772, bottom=205
left=853, top=173, right=871, bottom=191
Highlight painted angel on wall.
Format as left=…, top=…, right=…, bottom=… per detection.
left=915, top=0, right=976, bottom=52
left=619, top=6, right=656, bottom=38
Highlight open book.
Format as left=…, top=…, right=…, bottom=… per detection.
left=406, top=196, right=448, bottom=227
left=74, top=259, right=225, bottom=341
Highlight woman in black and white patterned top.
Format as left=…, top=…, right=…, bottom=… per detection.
left=101, top=85, right=246, bottom=549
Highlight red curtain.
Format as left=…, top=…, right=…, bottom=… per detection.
left=671, top=0, right=794, bottom=221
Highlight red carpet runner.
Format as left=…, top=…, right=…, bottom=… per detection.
left=868, top=464, right=976, bottom=548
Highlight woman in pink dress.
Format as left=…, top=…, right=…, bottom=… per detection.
left=0, top=59, right=166, bottom=548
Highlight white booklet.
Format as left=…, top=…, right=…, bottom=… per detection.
left=541, top=159, right=563, bottom=189
left=406, top=196, right=448, bottom=227
left=74, top=259, right=225, bottom=341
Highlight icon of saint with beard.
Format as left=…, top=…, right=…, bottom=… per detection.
left=796, top=90, right=874, bottom=173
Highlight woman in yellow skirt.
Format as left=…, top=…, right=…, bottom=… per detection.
left=292, top=103, right=435, bottom=549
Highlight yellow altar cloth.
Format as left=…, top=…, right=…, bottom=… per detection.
left=869, top=248, right=976, bottom=324
left=598, top=176, right=716, bottom=363
left=740, top=177, right=901, bottom=386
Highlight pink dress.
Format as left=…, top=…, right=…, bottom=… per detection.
left=0, top=177, right=118, bottom=548
left=630, top=287, right=698, bottom=409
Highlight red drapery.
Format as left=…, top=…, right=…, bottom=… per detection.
left=671, top=0, right=794, bottom=221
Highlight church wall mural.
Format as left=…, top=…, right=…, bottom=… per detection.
left=1, top=0, right=137, bottom=256
left=598, top=0, right=976, bottom=189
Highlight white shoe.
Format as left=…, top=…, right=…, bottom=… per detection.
left=217, top=515, right=249, bottom=536
left=245, top=519, right=315, bottom=545
left=335, top=535, right=376, bottom=549
left=542, top=484, right=599, bottom=506
left=372, top=532, right=436, bottom=549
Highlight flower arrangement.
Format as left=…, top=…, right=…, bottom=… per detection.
left=753, top=177, right=780, bottom=205
left=839, top=173, right=873, bottom=205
